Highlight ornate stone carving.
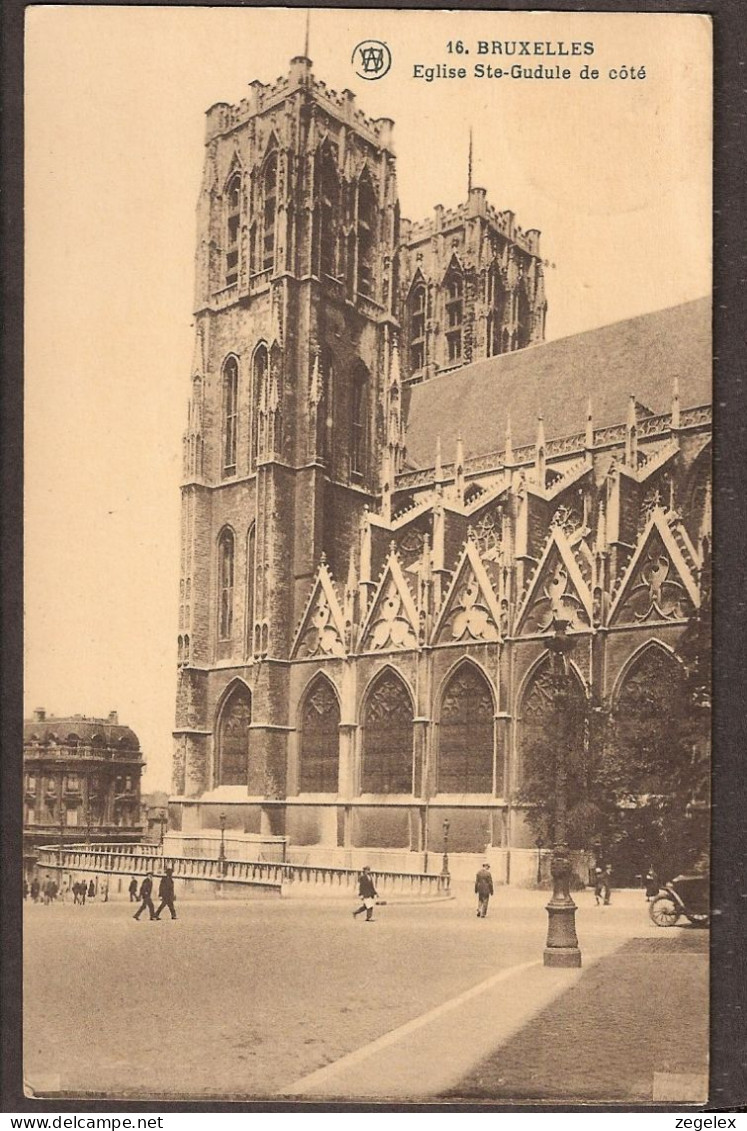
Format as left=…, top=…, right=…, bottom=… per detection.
left=523, top=558, right=590, bottom=634
left=620, top=546, right=688, bottom=622
left=297, top=593, right=346, bottom=657
left=443, top=575, right=500, bottom=642
left=366, top=578, right=418, bottom=650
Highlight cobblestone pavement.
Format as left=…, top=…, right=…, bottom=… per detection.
left=23, top=887, right=700, bottom=1100
left=444, top=929, right=709, bottom=1103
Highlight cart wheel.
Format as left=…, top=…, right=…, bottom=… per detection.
left=650, top=895, right=679, bottom=927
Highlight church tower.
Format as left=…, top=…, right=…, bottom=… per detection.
left=173, top=55, right=399, bottom=806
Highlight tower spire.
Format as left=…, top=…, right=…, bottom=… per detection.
left=467, top=128, right=473, bottom=195
left=303, top=8, right=310, bottom=59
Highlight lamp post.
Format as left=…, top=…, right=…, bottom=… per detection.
left=218, top=811, right=227, bottom=877
left=440, top=817, right=450, bottom=889
left=58, top=805, right=65, bottom=871
left=536, top=837, right=544, bottom=886
left=158, top=813, right=167, bottom=848
left=543, top=613, right=582, bottom=968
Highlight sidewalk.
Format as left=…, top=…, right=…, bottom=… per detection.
left=282, top=890, right=709, bottom=1103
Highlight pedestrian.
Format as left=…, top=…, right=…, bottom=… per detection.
left=154, top=867, right=177, bottom=920
left=644, top=867, right=659, bottom=901
left=87, top=879, right=96, bottom=901
left=593, top=866, right=604, bottom=905
left=352, top=866, right=378, bottom=921
left=133, top=872, right=156, bottom=921
left=128, top=876, right=139, bottom=903
left=30, top=878, right=40, bottom=903
left=474, top=862, right=494, bottom=918
left=602, top=864, right=613, bottom=906
left=101, top=880, right=109, bottom=903
left=80, top=879, right=87, bottom=905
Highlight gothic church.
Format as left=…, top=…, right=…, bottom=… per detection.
left=170, top=54, right=711, bottom=884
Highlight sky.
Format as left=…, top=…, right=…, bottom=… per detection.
left=24, top=8, right=711, bottom=790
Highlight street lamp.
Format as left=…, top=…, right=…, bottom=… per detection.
left=543, top=613, right=582, bottom=968
left=440, top=818, right=450, bottom=888
left=536, top=837, right=544, bottom=886
left=158, top=813, right=167, bottom=848
left=218, top=811, right=227, bottom=876
left=58, top=805, right=65, bottom=871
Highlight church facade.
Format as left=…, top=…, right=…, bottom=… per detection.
left=170, top=54, right=711, bottom=884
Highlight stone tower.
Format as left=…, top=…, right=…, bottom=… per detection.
left=173, top=55, right=399, bottom=806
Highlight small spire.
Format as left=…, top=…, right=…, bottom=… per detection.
left=504, top=413, right=513, bottom=466
left=671, top=374, right=681, bottom=430
left=585, top=397, right=594, bottom=449
left=467, top=128, right=473, bottom=195
left=435, top=435, right=443, bottom=484
left=625, top=395, right=638, bottom=467
left=455, top=435, right=465, bottom=503
left=535, top=415, right=546, bottom=485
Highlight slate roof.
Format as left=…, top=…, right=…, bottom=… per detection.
left=404, top=297, right=711, bottom=469
left=24, top=714, right=141, bottom=751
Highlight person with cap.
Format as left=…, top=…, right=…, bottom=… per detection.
left=133, top=872, right=156, bottom=921
left=128, top=875, right=139, bottom=902
left=474, top=862, right=494, bottom=918
left=352, top=866, right=378, bottom=921
left=154, top=866, right=177, bottom=921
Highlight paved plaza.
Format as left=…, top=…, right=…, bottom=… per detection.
left=23, top=885, right=709, bottom=1102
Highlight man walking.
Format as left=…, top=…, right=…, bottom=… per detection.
left=352, top=866, right=378, bottom=921
left=133, top=872, right=156, bottom=921
left=154, top=866, right=177, bottom=920
left=474, top=862, right=493, bottom=918
left=128, top=876, right=139, bottom=902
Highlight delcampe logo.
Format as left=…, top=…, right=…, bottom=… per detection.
left=352, top=40, right=392, bottom=81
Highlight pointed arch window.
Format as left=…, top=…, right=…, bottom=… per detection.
left=350, top=365, right=368, bottom=478
left=251, top=345, right=268, bottom=468
left=218, top=683, right=252, bottom=786
left=409, top=284, right=426, bottom=373
left=445, top=271, right=463, bottom=363
left=357, top=174, right=377, bottom=298
left=487, top=265, right=506, bottom=357
left=225, top=173, right=241, bottom=286
left=262, top=152, right=278, bottom=272
left=361, top=671, right=414, bottom=794
left=438, top=665, right=495, bottom=793
left=299, top=677, right=340, bottom=793
left=218, top=528, right=235, bottom=640
left=316, top=144, right=340, bottom=280
left=517, top=284, right=531, bottom=349
left=222, top=356, right=239, bottom=476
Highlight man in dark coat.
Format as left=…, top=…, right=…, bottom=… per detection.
left=154, top=867, right=177, bottom=920
left=352, top=866, right=378, bottom=921
left=128, top=876, right=139, bottom=902
left=133, top=872, right=156, bottom=921
left=475, top=863, right=494, bottom=918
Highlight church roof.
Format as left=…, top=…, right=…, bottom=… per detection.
left=404, top=297, right=711, bottom=469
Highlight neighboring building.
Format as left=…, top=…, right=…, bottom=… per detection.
left=170, top=54, right=711, bottom=883
left=23, top=709, right=145, bottom=874
left=141, top=790, right=170, bottom=842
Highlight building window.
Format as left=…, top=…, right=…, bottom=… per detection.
left=316, top=144, right=339, bottom=280
left=357, top=173, right=377, bottom=298
left=438, top=664, right=495, bottom=793
left=252, top=345, right=268, bottom=467
left=361, top=671, right=414, bottom=794
left=222, top=356, right=239, bottom=476
left=218, top=528, right=235, bottom=640
left=350, top=368, right=367, bottom=477
left=26, top=775, right=36, bottom=795
left=262, top=153, right=277, bottom=272
left=487, top=266, right=506, bottom=357
left=299, top=676, right=340, bottom=793
left=218, top=683, right=252, bottom=786
left=409, top=284, right=426, bottom=373
left=225, top=173, right=241, bottom=286
left=445, top=273, right=463, bottom=363
left=517, top=285, right=531, bottom=348
left=66, top=774, right=79, bottom=792
left=246, top=523, right=256, bottom=656
left=66, top=806, right=78, bottom=827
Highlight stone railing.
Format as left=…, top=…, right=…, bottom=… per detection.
left=36, top=844, right=449, bottom=898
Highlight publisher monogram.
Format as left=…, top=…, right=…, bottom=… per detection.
left=352, top=40, right=392, bottom=81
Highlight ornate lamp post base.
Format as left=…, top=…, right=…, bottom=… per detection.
left=544, top=845, right=581, bottom=968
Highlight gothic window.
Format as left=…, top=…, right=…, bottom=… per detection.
left=445, top=272, right=463, bottom=363
left=438, top=665, right=495, bottom=793
left=222, top=356, right=239, bottom=476
left=361, top=671, right=414, bottom=794
left=350, top=365, right=367, bottom=478
left=316, top=144, right=339, bottom=280
left=519, top=656, right=585, bottom=788
left=318, top=347, right=334, bottom=464
left=487, top=265, right=506, bottom=357
left=218, top=528, right=235, bottom=640
left=517, top=284, right=531, bottom=348
left=246, top=523, right=256, bottom=656
left=251, top=345, right=268, bottom=468
left=217, top=683, right=252, bottom=786
left=225, top=173, right=241, bottom=286
left=262, top=152, right=278, bottom=272
left=409, top=284, right=426, bottom=373
left=357, top=173, right=377, bottom=298
left=299, top=677, right=340, bottom=793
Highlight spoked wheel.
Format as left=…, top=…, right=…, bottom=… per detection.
left=650, top=895, right=680, bottom=927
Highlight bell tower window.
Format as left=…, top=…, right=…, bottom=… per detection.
left=222, top=356, right=239, bottom=476
left=225, top=174, right=241, bottom=287
left=357, top=174, right=377, bottom=299
left=262, top=153, right=277, bottom=272
left=350, top=367, right=368, bottom=478
left=317, top=144, right=340, bottom=280
left=445, top=273, right=463, bottom=364
left=218, top=529, right=235, bottom=641
left=409, top=284, right=426, bottom=373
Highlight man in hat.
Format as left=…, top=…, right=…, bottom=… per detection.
left=474, top=862, right=494, bottom=918
left=133, top=872, right=156, bottom=921
left=352, top=866, right=378, bottom=921
left=154, top=866, right=177, bottom=921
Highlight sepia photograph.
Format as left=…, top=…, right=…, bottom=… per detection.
left=19, top=5, right=715, bottom=1107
